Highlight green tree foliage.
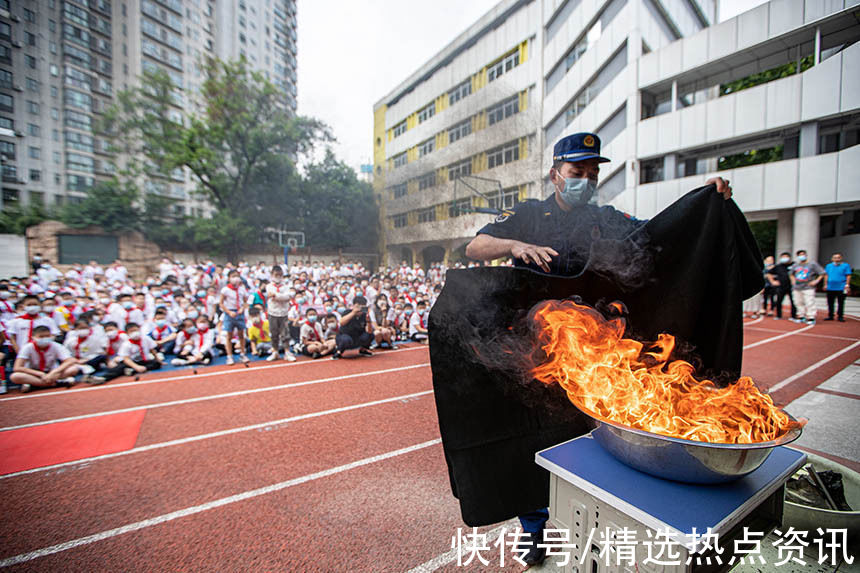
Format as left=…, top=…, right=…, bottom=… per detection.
left=83, top=57, right=366, bottom=261
left=0, top=203, right=52, bottom=235
left=720, top=55, right=813, bottom=96
left=60, top=178, right=141, bottom=233
left=718, top=144, right=784, bottom=171
left=748, top=220, right=776, bottom=259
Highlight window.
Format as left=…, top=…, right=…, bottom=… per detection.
left=67, top=152, right=95, bottom=173
left=418, top=138, right=434, bottom=157
left=392, top=213, right=408, bottom=228
left=25, top=55, right=37, bottom=70
left=65, top=131, right=94, bottom=152
left=0, top=69, right=11, bottom=88
left=51, top=108, right=60, bottom=120
left=488, top=50, right=520, bottom=82
left=30, top=191, right=44, bottom=205
left=0, top=22, right=10, bottom=41
left=23, top=7, right=36, bottom=22
left=64, top=89, right=92, bottom=110
left=391, top=183, right=407, bottom=199
left=0, top=117, right=11, bottom=130
left=448, top=119, right=472, bottom=144
left=489, top=187, right=521, bottom=211
left=448, top=159, right=472, bottom=180
left=26, top=77, right=40, bottom=92
left=487, top=95, right=520, bottom=126
left=67, top=174, right=94, bottom=192
left=448, top=79, right=472, bottom=106
left=27, top=101, right=40, bottom=114
left=392, top=120, right=407, bottom=138
left=640, top=157, right=664, bottom=183
left=0, top=93, right=12, bottom=112
left=53, top=151, right=61, bottom=164
left=417, top=102, right=435, bottom=124
left=0, top=140, right=15, bottom=159
left=417, top=206, right=436, bottom=223
left=2, top=187, right=19, bottom=202
left=55, top=173, right=61, bottom=185
left=393, top=152, right=408, bottom=168
left=27, top=123, right=39, bottom=136
left=51, top=86, right=59, bottom=98
left=0, top=44, right=11, bottom=64
left=487, top=141, right=520, bottom=169
left=448, top=198, right=471, bottom=218
left=29, top=169, right=41, bottom=182
left=25, top=32, right=36, bottom=47
left=417, top=171, right=436, bottom=190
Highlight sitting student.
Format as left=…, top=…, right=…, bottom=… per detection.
left=109, top=293, right=145, bottom=330
left=7, top=296, right=58, bottom=355
left=102, top=321, right=127, bottom=370
left=247, top=308, right=273, bottom=357
left=147, top=308, right=177, bottom=356
left=42, top=296, right=69, bottom=336
left=369, top=296, right=398, bottom=350
left=299, top=307, right=335, bottom=359
left=409, top=300, right=429, bottom=344
left=103, top=322, right=162, bottom=381
left=171, top=317, right=215, bottom=366
left=63, top=317, right=107, bottom=385
left=323, top=313, right=339, bottom=341
left=11, top=325, right=82, bottom=392
left=394, top=305, right=412, bottom=341
left=332, top=296, right=374, bottom=360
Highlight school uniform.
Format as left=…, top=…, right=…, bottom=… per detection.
left=409, top=311, right=429, bottom=341
left=298, top=321, right=325, bottom=355
left=104, top=336, right=161, bottom=380
left=63, top=328, right=107, bottom=371
left=8, top=314, right=58, bottom=349
left=18, top=340, right=72, bottom=373
left=219, top=285, right=248, bottom=332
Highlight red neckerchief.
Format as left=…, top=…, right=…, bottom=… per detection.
left=106, top=332, right=123, bottom=357
left=75, top=329, right=90, bottom=358
left=256, top=289, right=267, bottom=306
left=304, top=321, right=321, bottom=341
left=419, top=312, right=426, bottom=329
left=197, top=327, right=209, bottom=349
left=129, top=337, right=149, bottom=361
left=33, top=342, right=49, bottom=371
left=227, top=283, right=241, bottom=309
left=0, top=300, right=13, bottom=314
left=153, top=324, right=169, bottom=339
left=21, top=313, right=39, bottom=342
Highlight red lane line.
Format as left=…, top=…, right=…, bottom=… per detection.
left=811, top=387, right=860, bottom=400
left=0, top=350, right=431, bottom=427
left=0, top=396, right=441, bottom=558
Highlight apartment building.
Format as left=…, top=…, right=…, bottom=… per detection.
left=0, top=0, right=297, bottom=217
left=374, top=0, right=860, bottom=267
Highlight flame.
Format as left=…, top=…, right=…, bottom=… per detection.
left=531, top=300, right=802, bottom=444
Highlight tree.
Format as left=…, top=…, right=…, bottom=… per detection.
left=0, top=203, right=52, bottom=235
left=60, top=178, right=141, bottom=233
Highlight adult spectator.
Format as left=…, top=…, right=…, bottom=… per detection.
left=766, top=253, right=795, bottom=320
left=30, top=252, right=43, bottom=274
left=790, top=249, right=825, bottom=325
left=332, top=295, right=374, bottom=360
left=823, top=252, right=852, bottom=322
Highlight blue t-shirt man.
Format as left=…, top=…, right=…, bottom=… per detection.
left=824, top=258, right=852, bottom=291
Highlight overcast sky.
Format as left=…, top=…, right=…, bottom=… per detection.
left=296, top=0, right=768, bottom=171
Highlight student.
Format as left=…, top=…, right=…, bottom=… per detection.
left=247, top=308, right=273, bottom=357
left=11, top=325, right=81, bottom=392
left=409, top=300, right=430, bottom=343
left=332, top=296, right=374, bottom=360
left=323, top=313, right=339, bottom=341
left=102, top=321, right=127, bottom=370
left=266, top=265, right=296, bottom=362
left=369, top=296, right=398, bottom=350
left=219, top=270, right=250, bottom=365
left=41, top=296, right=69, bottom=334
left=108, top=293, right=145, bottom=330
left=147, top=308, right=177, bottom=355
left=63, top=317, right=107, bottom=384
left=299, top=307, right=335, bottom=359
left=103, top=322, right=162, bottom=381
left=7, top=296, right=59, bottom=353
left=171, top=318, right=215, bottom=366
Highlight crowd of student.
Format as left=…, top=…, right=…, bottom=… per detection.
left=0, top=257, right=453, bottom=394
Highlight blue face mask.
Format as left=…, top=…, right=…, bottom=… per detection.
left=307, top=315, right=317, bottom=323
left=337, top=306, right=347, bottom=314
left=559, top=177, right=596, bottom=207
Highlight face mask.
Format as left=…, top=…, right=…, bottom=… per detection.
left=0, top=291, right=10, bottom=299
left=155, top=319, right=166, bottom=327
left=337, top=306, right=347, bottom=314
left=128, top=332, right=141, bottom=340
left=106, top=331, right=118, bottom=339
left=559, top=177, right=597, bottom=207
left=43, top=306, right=55, bottom=313
left=418, top=310, right=426, bottom=316
left=197, top=324, right=208, bottom=332
left=780, top=257, right=790, bottom=264
left=77, top=328, right=90, bottom=336
left=35, top=337, right=51, bottom=348
left=297, top=297, right=306, bottom=304
left=324, top=305, right=332, bottom=313
left=122, top=301, right=134, bottom=309
left=162, top=289, right=170, bottom=296
left=197, top=291, right=206, bottom=298
left=187, top=326, right=198, bottom=334
left=307, top=315, right=317, bottom=323
left=405, top=309, right=413, bottom=315
left=341, top=289, right=349, bottom=295
left=25, top=305, right=40, bottom=314
left=798, top=255, right=807, bottom=262
left=231, top=278, right=241, bottom=285
left=187, top=311, right=199, bottom=319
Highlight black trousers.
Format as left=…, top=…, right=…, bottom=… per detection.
left=762, top=286, right=777, bottom=312
left=104, top=359, right=162, bottom=381
left=774, top=288, right=796, bottom=319
left=335, top=332, right=373, bottom=352
left=826, top=291, right=846, bottom=319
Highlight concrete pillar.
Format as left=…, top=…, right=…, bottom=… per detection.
left=799, top=122, right=818, bottom=157
left=663, top=154, right=677, bottom=181
left=792, top=207, right=820, bottom=262
left=776, top=210, right=794, bottom=257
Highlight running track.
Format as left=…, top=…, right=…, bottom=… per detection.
left=1, top=312, right=858, bottom=572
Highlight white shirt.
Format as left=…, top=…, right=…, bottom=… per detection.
left=299, top=321, right=325, bottom=344
left=63, top=328, right=106, bottom=360
left=118, top=336, right=159, bottom=362
left=409, top=311, right=428, bottom=336
left=19, top=340, right=71, bottom=371
left=107, top=303, right=146, bottom=330
left=265, top=281, right=292, bottom=317
left=175, top=328, right=214, bottom=354
left=220, top=284, right=248, bottom=312
left=8, top=314, right=58, bottom=348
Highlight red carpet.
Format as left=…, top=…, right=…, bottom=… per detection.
left=0, top=411, right=146, bottom=475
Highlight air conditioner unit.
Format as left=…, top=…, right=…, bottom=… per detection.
left=11, top=40, right=21, bottom=48
left=9, top=13, right=19, bottom=22
left=12, top=84, right=22, bottom=92
left=13, top=130, right=23, bottom=137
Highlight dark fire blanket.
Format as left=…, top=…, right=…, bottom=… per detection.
left=428, top=186, right=765, bottom=526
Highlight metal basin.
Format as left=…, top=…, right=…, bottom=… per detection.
left=581, top=410, right=803, bottom=484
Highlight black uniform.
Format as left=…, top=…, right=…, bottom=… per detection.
left=477, top=195, right=646, bottom=276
